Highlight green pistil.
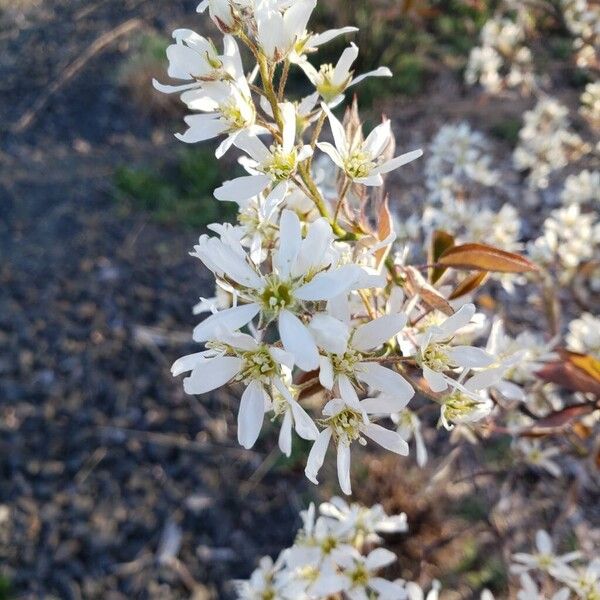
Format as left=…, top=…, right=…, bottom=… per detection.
left=260, top=277, right=295, bottom=315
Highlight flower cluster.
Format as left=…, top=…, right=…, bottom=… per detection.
left=513, top=98, right=590, bottom=189
left=465, top=15, right=535, bottom=94
left=511, top=529, right=600, bottom=600
left=159, top=0, right=535, bottom=496
left=580, top=82, right=600, bottom=128
left=234, top=497, right=410, bottom=599
left=561, top=0, right=600, bottom=70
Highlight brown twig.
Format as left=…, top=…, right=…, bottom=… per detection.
left=13, top=18, right=145, bottom=133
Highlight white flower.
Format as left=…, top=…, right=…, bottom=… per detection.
left=318, top=496, right=408, bottom=543
left=567, top=313, right=600, bottom=359
left=336, top=548, right=406, bottom=600
left=234, top=554, right=286, bottom=599
left=516, top=572, right=570, bottom=600
left=300, top=42, right=392, bottom=103
left=413, top=304, right=494, bottom=393
left=309, top=302, right=414, bottom=406
left=289, top=26, right=359, bottom=65
left=553, top=558, right=600, bottom=599
left=561, top=170, right=600, bottom=207
left=439, top=373, right=495, bottom=430
left=254, top=0, right=316, bottom=62
left=305, top=393, right=409, bottom=495
left=196, top=0, right=242, bottom=33
left=317, top=103, right=422, bottom=186
left=580, top=81, right=600, bottom=124
left=153, top=31, right=240, bottom=92
left=191, top=210, right=375, bottom=372
left=513, top=98, right=589, bottom=190
left=514, top=439, right=563, bottom=478
left=512, top=529, right=582, bottom=574
left=171, top=330, right=296, bottom=448
left=215, top=102, right=312, bottom=202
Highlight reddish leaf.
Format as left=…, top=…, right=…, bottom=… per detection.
left=438, top=243, right=538, bottom=273
left=429, top=230, right=454, bottom=283
left=536, top=350, right=600, bottom=396
left=374, top=196, right=393, bottom=267
left=448, top=271, right=489, bottom=300
left=405, top=266, right=454, bottom=316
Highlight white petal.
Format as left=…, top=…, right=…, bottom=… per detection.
left=319, top=355, right=335, bottom=390
left=423, top=364, right=449, bottom=393
left=359, top=394, right=410, bottom=414
left=354, top=173, right=384, bottom=186
left=536, top=530, right=553, bottom=555
left=352, top=313, right=407, bottom=352
left=152, top=79, right=200, bottom=94
left=356, top=362, right=415, bottom=400
left=338, top=374, right=361, bottom=410
left=233, top=132, right=271, bottom=163
left=317, top=141, right=345, bottom=169
left=214, top=174, right=271, bottom=202
left=269, top=347, right=295, bottom=370
left=321, top=103, right=348, bottom=153
left=369, top=578, right=405, bottom=598
left=278, top=409, right=293, bottom=456
left=294, top=217, right=334, bottom=276
left=238, top=380, right=267, bottom=449
left=363, top=119, right=391, bottom=158
left=308, top=26, right=358, bottom=48
left=278, top=310, right=320, bottom=371
left=372, top=149, right=423, bottom=174
left=305, top=428, right=332, bottom=484
left=175, top=115, right=229, bottom=143
left=295, top=265, right=362, bottom=301
left=436, top=303, right=476, bottom=338
left=171, top=351, right=209, bottom=377
left=365, top=547, right=397, bottom=571
left=361, top=423, right=409, bottom=455
left=274, top=209, right=302, bottom=279
left=337, top=442, right=352, bottom=495
left=348, top=66, right=392, bottom=87
left=290, top=400, right=319, bottom=440
left=447, top=346, right=494, bottom=368
left=193, top=303, right=260, bottom=342
left=308, top=313, right=350, bottom=355
left=280, top=101, right=297, bottom=153
left=183, top=356, right=243, bottom=394
left=333, top=44, right=359, bottom=86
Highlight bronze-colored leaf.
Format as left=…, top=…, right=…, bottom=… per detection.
left=448, top=271, right=489, bottom=300
left=438, top=243, right=538, bottom=273
left=405, top=266, right=454, bottom=316
left=374, top=196, right=393, bottom=268
left=429, top=230, right=455, bottom=283
left=536, top=350, right=600, bottom=396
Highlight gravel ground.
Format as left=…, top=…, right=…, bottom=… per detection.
left=0, top=2, right=306, bottom=597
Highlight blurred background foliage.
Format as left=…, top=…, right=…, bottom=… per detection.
left=114, top=0, right=501, bottom=224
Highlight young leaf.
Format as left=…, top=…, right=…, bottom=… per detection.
left=429, top=230, right=455, bottom=283
left=405, top=266, right=454, bottom=316
left=448, top=271, right=489, bottom=300
left=536, top=351, right=600, bottom=396
left=438, top=243, right=538, bottom=273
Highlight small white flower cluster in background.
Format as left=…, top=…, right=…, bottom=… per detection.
left=425, top=122, right=498, bottom=204
left=511, top=529, right=600, bottom=600
left=561, top=170, right=600, bottom=207
left=233, top=498, right=409, bottom=599
left=513, top=98, right=590, bottom=190
left=465, top=15, right=535, bottom=94
left=567, top=313, right=600, bottom=360
left=527, top=203, right=600, bottom=277
left=580, top=82, right=600, bottom=127
left=234, top=497, right=497, bottom=599
left=561, top=0, right=600, bottom=70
